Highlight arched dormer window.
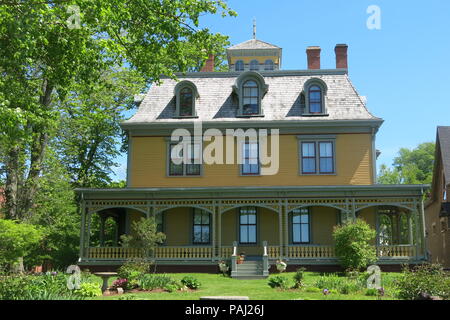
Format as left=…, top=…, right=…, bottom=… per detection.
left=302, top=78, right=328, bottom=116
left=250, top=60, right=259, bottom=71
left=233, top=71, right=268, bottom=117
left=235, top=60, right=244, bottom=72
left=264, top=59, right=274, bottom=71
left=308, top=85, right=322, bottom=113
left=174, top=81, right=199, bottom=118
left=242, top=80, right=259, bottom=115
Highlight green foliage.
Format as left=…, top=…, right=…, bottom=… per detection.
left=304, top=286, right=322, bottom=293
left=74, top=282, right=102, bottom=298
left=293, top=268, right=306, bottom=289
left=117, top=259, right=153, bottom=289
left=333, top=219, right=377, bottom=270
left=0, top=219, right=44, bottom=268
left=181, top=276, right=202, bottom=290
left=120, top=218, right=166, bottom=259
left=365, top=288, right=379, bottom=296
left=118, top=294, right=144, bottom=300
left=0, top=273, right=84, bottom=300
left=268, top=275, right=290, bottom=290
left=378, top=142, right=435, bottom=185
left=27, top=152, right=79, bottom=269
left=137, top=274, right=173, bottom=291
left=314, top=274, right=345, bottom=290
left=394, top=264, right=450, bottom=300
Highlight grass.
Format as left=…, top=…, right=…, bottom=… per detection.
left=93, top=272, right=402, bottom=300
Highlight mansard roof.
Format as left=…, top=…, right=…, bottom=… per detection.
left=122, top=69, right=382, bottom=129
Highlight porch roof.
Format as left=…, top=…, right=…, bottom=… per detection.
left=75, top=184, right=429, bottom=200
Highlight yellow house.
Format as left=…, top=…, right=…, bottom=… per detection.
left=76, top=38, right=428, bottom=276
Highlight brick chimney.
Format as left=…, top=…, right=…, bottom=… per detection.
left=200, top=54, right=215, bottom=72
left=335, top=44, right=348, bottom=69
left=306, top=46, right=321, bottom=70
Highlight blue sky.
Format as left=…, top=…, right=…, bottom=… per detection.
left=111, top=0, right=450, bottom=181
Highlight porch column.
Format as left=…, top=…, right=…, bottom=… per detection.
left=283, top=201, right=289, bottom=259
left=418, top=200, right=427, bottom=259
left=85, top=211, right=92, bottom=253
left=408, top=213, right=414, bottom=245
left=218, top=205, right=222, bottom=259
left=113, top=216, right=119, bottom=246
left=278, top=202, right=283, bottom=258
left=212, top=204, right=217, bottom=261
left=79, top=200, right=87, bottom=260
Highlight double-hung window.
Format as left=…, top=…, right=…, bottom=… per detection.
left=291, top=208, right=310, bottom=244
left=239, top=207, right=257, bottom=244
left=168, top=142, right=201, bottom=176
left=298, top=136, right=336, bottom=175
left=241, top=142, right=260, bottom=175
left=193, top=209, right=210, bottom=244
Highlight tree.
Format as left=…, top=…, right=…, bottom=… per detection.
left=120, top=217, right=166, bottom=260
left=56, top=68, right=145, bottom=188
left=0, top=0, right=236, bottom=220
left=0, top=219, right=44, bottom=271
left=378, top=142, right=435, bottom=185
left=333, top=219, right=377, bottom=271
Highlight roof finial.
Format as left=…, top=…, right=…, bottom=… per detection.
left=253, top=18, right=256, bottom=39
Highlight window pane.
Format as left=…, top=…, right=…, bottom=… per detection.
left=300, top=213, right=309, bottom=223
left=248, top=226, right=257, bottom=243
left=194, top=211, right=202, bottom=224
left=293, top=224, right=300, bottom=243
left=235, top=60, right=244, bottom=71
left=265, top=60, right=274, bottom=71
left=319, top=158, right=333, bottom=173
left=301, top=224, right=309, bottom=242
left=310, top=102, right=321, bottom=113
left=202, top=212, right=210, bottom=224
left=250, top=60, right=259, bottom=71
left=319, top=142, right=332, bottom=157
left=302, top=143, right=315, bottom=157
left=240, top=213, right=248, bottom=224
left=292, top=213, right=300, bottom=223
left=248, top=213, right=256, bottom=224
left=240, top=226, right=248, bottom=242
left=193, top=226, right=202, bottom=243
left=180, top=87, right=193, bottom=116
left=302, top=158, right=316, bottom=173
left=202, top=227, right=210, bottom=243
left=169, top=162, right=183, bottom=175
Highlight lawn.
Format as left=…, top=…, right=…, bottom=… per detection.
left=94, top=272, right=401, bottom=300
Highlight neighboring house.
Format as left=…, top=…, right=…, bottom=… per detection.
left=76, top=38, right=428, bottom=275
left=425, top=126, right=450, bottom=269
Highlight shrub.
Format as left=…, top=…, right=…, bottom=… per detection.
left=365, top=288, right=379, bottom=296
left=293, top=268, right=306, bottom=289
left=137, top=274, right=173, bottom=291
left=117, top=259, right=152, bottom=289
left=333, top=219, right=377, bottom=271
left=164, top=281, right=182, bottom=293
left=112, top=278, right=129, bottom=290
left=314, top=274, right=344, bottom=290
left=395, top=264, right=450, bottom=300
left=268, top=275, right=289, bottom=290
left=337, top=281, right=361, bottom=295
left=74, top=282, right=102, bottom=297
left=0, top=273, right=84, bottom=300
left=181, top=276, right=201, bottom=290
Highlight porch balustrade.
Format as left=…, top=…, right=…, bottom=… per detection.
left=85, top=244, right=417, bottom=260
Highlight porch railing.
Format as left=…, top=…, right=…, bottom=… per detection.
left=287, top=245, right=335, bottom=259
left=376, top=245, right=416, bottom=258
left=87, top=246, right=213, bottom=260
left=86, top=244, right=418, bottom=261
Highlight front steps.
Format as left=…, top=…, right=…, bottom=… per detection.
left=231, top=260, right=268, bottom=280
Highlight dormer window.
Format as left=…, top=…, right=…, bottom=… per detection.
left=174, top=81, right=199, bottom=118
left=233, top=71, right=269, bottom=117
left=309, top=85, right=322, bottom=113
left=250, top=60, right=259, bottom=71
left=264, top=59, right=274, bottom=71
left=302, top=78, right=328, bottom=116
left=235, top=60, right=244, bottom=71
left=243, top=80, right=259, bottom=115
left=180, top=87, right=194, bottom=116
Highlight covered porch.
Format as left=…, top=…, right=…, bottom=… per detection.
left=76, top=185, right=428, bottom=268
